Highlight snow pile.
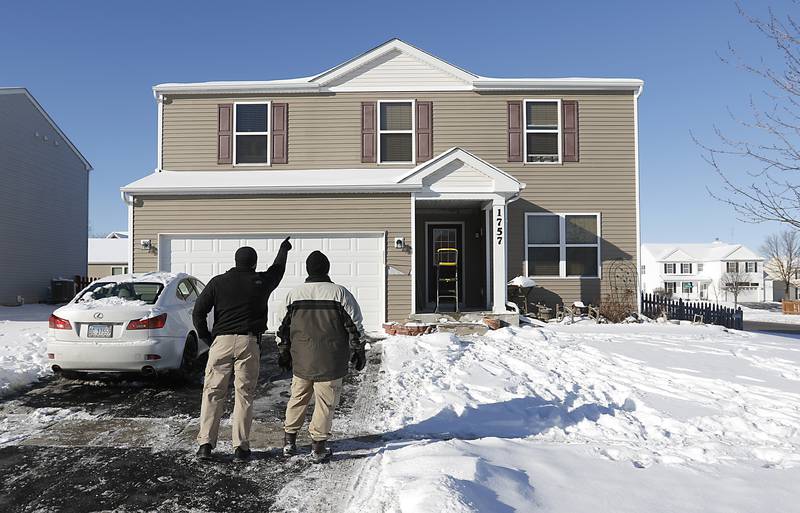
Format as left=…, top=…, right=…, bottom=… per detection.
left=345, top=324, right=800, bottom=512
left=0, top=305, right=53, bottom=397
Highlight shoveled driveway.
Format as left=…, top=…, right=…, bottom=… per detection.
left=0, top=342, right=376, bottom=513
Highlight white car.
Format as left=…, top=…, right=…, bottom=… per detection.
left=46, top=272, right=211, bottom=376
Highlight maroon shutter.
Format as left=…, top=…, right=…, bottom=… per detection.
left=217, top=104, right=233, bottom=165
left=361, top=102, right=376, bottom=163
left=507, top=101, right=522, bottom=162
left=562, top=100, right=579, bottom=162
left=416, top=101, right=433, bottom=162
left=271, top=103, right=288, bottom=164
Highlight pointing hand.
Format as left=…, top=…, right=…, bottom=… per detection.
left=280, top=236, right=292, bottom=252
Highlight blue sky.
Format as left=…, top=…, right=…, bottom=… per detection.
left=0, top=0, right=791, bottom=250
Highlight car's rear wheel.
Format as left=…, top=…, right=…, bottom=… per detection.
left=175, top=333, right=199, bottom=381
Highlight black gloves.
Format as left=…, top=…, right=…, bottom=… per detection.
left=278, top=349, right=292, bottom=371
left=280, top=236, right=293, bottom=252
left=350, top=349, right=367, bottom=371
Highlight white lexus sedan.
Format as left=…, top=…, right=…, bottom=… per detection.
left=46, top=272, right=211, bottom=376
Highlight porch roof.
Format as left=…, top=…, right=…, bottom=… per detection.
left=121, top=148, right=525, bottom=198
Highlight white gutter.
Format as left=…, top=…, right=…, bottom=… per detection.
left=153, top=82, right=320, bottom=96
left=120, top=184, right=421, bottom=196
left=472, top=78, right=644, bottom=92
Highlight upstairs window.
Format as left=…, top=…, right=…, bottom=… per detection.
left=698, top=263, right=704, bottom=272
left=681, top=263, right=692, bottom=274
left=234, top=102, right=270, bottom=165
left=726, top=262, right=739, bottom=273
left=745, top=262, right=758, bottom=273
left=525, top=213, right=600, bottom=278
left=525, top=100, right=560, bottom=163
left=664, top=263, right=676, bottom=274
left=378, top=101, right=414, bottom=163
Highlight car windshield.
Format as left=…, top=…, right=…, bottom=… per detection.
left=77, top=282, right=164, bottom=305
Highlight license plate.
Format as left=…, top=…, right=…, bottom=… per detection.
left=87, top=324, right=113, bottom=338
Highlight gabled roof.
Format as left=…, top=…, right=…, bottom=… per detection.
left=642, top=242, right=764, bottom=262
left=0, top=88, right=92, bottom=171
left=152, top=38, right=643, bottom=96
left=121, top=147, right=524, bottom=197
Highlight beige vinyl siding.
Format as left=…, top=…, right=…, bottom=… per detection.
left=132, top=194, right=412, bottom=322
left=159, top=90, right=636, bottom=307
left=88, top=264, right=127, bottom=278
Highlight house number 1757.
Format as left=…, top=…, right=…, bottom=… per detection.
left=495, top=208, right=504, bottom=245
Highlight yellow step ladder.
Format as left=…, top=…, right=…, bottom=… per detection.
left=435, top=248, right=459, bottom=313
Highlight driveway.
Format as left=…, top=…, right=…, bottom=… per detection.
left=0, top=343, right=377, bottom=513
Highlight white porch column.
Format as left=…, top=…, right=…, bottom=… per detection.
left=491, top=196, right=508, bottom=313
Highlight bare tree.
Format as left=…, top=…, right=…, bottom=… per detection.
left=695, top=3, right=800, bottom=228
left=721, top=268, right=752, bottom=307
left=762, top=230, right=800, bottom=296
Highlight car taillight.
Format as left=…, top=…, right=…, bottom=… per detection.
left=127, top=313, right=167, bottom=330
left=49, top=314, right=72, bottom=330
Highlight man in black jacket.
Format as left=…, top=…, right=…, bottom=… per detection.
left=192, top=237, right=292, bottom=462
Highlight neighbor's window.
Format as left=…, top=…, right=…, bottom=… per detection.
left=111, top=266, right=128, bottom=275
left=641, top=265, right=646, bottom=274
left=745, top=262, right=757, bottom=273
left=726, top=262, right=739, bottom=273
left=525, top=213, right=600, bottom=278
left=378, top=101, right=414, bottom=163
left=665, top=282, right=677, bottom=294
left=234, top=102, right=270, bottom=165
left=525, top=99, right=560, bottom=163
left=698, top=263, right=704, bottom=272
left=664, top=263, right=676, bottom=274
left=682, top=282, right=693, bottom=294
left=681, top=263, right=692, bottom=274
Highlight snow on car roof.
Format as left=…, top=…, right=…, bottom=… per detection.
left=93, top=272, right=188, bottom=286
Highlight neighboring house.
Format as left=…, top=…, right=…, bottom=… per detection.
left=121, top=39, right=643, bottom=330
left=88, top=236, right=129, bottom=277
left=105, top=231, right=128, bottom=239
left=0, top=88, right=92, bottom=305
left=765, top=263, right=800, bottom=301
left=641, top=241, right=765, bottom=302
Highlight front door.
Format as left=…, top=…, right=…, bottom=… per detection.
left=427, top=224, right=464, bottom=305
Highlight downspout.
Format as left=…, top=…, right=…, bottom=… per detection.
left=634, top=84, right=644, bottom=313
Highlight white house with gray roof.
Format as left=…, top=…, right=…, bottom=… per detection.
left=641, top=240, right=765, bottom=303
left=0, top=88, right=92, bottom=305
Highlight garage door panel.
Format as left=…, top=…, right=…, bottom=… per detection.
left=160, top=233, right=385, bottom=331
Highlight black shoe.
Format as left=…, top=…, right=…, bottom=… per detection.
left=196, top=443, right=212, bottom=461
left=233, top=446, right=251, bottom=463
left=311, top=440, right=332, bottom=463
left=283, top=432, right=298, bottom=457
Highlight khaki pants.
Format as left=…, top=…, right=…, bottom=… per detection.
left=196, top=334, right=260, bottom=450
left=284, top=376, right=343, bottom=441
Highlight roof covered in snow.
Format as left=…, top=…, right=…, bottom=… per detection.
left=153, top=39, right=643, bottom=96
left=642, top=241, right=764, bottom=262
left=88, top=238, right=128, bottom=264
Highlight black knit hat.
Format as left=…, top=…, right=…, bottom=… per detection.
left=235, top=246, right=258, bottom=269
left=306, top=250, right=330, bottom=277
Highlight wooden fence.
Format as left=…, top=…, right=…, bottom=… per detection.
left=641, top=293, right=744, bottom=330
left=783, top=300, right=800, bottom=315
left=74, top=275, right=98, bottom=291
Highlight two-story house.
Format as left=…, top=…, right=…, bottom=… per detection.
left=641, top=241, right=765, bottom=302
left=121, top=39, right=643, bottom=330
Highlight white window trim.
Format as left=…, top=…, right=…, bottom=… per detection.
left=665, top=281, right=677, bottom=294
left=233, top=100, right=271, bottom=167
left=523, top=98, right=562, bottom=165
left=745, top=261, right=757, bottom=273
left=680, top=263, right=692, bottom=274
left=664, top=263, right=676, bottom=274
left=111, top=266, right=128, bottom=275
left=523, top=212, right=601, bottom=279
left=726, top=261, right=739, bottom=273
left=377, top=99, right=415, bottom=165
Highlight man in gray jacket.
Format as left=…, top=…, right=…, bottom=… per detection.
left=277, top=250, right=366, bottom=463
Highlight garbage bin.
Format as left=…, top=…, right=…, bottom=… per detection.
left=50, top=279, right=76, bottom=304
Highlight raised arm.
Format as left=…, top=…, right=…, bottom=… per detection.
left=260, top=236, right=292, bottom=291
left=192, top=279, right=215, bottom=344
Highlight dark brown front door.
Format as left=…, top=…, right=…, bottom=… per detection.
left=427, top=224, right=463, bottom=304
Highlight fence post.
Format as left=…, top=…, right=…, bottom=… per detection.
left=735, top=307, right=743, bottom=330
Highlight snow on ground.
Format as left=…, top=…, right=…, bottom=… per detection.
left=0, top=304, right=54, bottom=397
left=736, top=301, right=800, bottom=325
left=344, top=322, right=800, bottom=513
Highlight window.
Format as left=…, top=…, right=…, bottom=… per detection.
left=664, top=263, right=676, bottom=274
left=378, top=101, right=414, bottom=163
left=191, top=278, right=205, bottom=294
left=665, top=282, right=677, bottom=294
left=111, top=266, right=128, bottom=275
left=698, top=263, right=704, bottom=272
left=176, top=280, right=198, bottom=301
left=681, top=263, right=692, bottom=274
left=795, top=288, right=800, bottom=300
left=524, top=100, right=560, bottom=163
left=682, top=282, right=694, bottom=294
left=234, top=102, right=270, bottom=165
left=78, top=282, right=164, bottom=305
left=795, top=270, right=800, bottom=280
left=745, top=262, right=757, bottom=273
left=750, top=282, right=759, bottom=287
left=726, top=262, right=739, bottom=273
left=525, top=213, right=600, bottom=278
left=641, top=265, right=646, bottom=274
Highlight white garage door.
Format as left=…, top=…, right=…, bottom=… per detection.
left=159, top=233, right=385, bottom=331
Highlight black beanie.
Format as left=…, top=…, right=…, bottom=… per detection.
left=306, top=250, right=330, bottom=277
left=235, top=246, right=258, bottom=269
